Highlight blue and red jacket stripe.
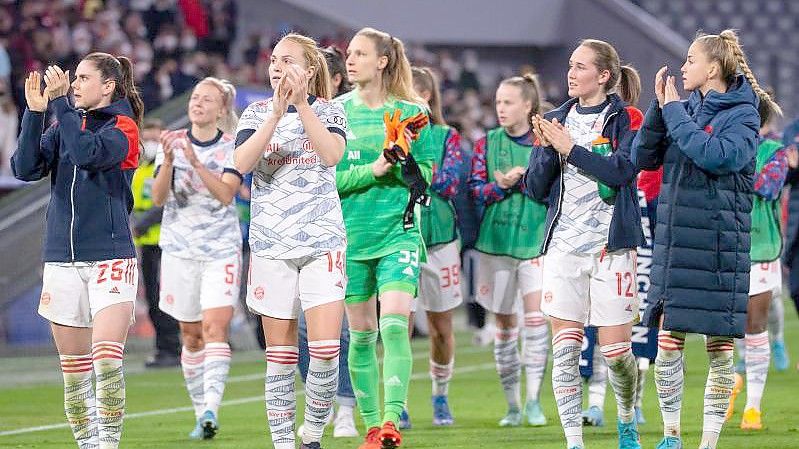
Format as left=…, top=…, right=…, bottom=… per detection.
left=12, top=96, right=140, bottom=262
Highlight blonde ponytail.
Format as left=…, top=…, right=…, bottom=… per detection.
left=618, top=65, right=641, bottom=106
left=695, top=29, right=782, bottom=117
left=355, top=28, right=424, bottom=104
left=718, top=29, right=782, bottom=117
left=411, top=66, right=445, bottom=125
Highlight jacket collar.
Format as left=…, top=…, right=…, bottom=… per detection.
left=83, top=97, right=135, bottom=120
left=686, top=74, right=758, bottom=121
left=545, top=93, right=626, bottom=122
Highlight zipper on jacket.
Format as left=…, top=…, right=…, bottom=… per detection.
left=69, top=165, right=77, bottom=261
left=601, top=111, right=619, bottom=139
left=541, top=157, right=566, bottom=251
left=69, top=112, right=87, bottom=261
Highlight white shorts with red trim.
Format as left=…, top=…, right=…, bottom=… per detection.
left=541, top=249, right=638, bottom=327
left=414, top=241, right=463, bottom=313
left=159, top=252, right=241, bottom=322
left=475, top=252, right=542, bottom=315
left=39, top=259, right=138, bottom=328
left=749, top=260, right=782, bottom=296
left=246, top=249, right=347, bottom=320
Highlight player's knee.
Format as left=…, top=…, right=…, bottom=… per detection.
left=202, top=321, right=229, bottom=342
left=182, top=332, right=204, bottom=351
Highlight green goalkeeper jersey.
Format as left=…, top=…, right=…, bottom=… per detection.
left=335, top=90, right=435, bottom=261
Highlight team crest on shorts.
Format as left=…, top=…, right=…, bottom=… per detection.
left=479, top=285, right=489, bottom=296
left=254, top=286, right=265, bottom=300
left=40, top=292, right=51, bottom=306
left=544, top=291, right=553, bottom=303
left=165, top=294, right=175, bottom=305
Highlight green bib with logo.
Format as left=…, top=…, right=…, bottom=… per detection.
left=475, top=128, right=547, bottom=259
left=751, top=139, right=783, bottom=262
left=420, top=124, right=459, bottom=247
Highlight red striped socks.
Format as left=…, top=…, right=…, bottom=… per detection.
left=265, top=346, right=298, bottom=449
left=203, top=342, right=231, bottom=416
left=655, top=330, right=685, bottom=437
left=493, top=328, right=521, bottom=411
left=303, top=340, right=341, bottom=444
left=92, top=341, right=125, bottom=449
left=429, top=358, right=454, bottom=397
left=523, top=312, right=549, bottom=402
left=551, top=328, right=584, bottom=449
left=180, top=347, right=205, bottom=419
left=744, top=331, right=769, bottom=410
left=60, top=353, right=98, bottom=449
left=600, top=341, right=637, bottom=423
left=702, top=336, right=734, bottom=449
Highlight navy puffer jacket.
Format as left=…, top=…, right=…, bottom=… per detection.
left=633, top=75, right=759, bottom=338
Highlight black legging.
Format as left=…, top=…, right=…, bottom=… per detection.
left=140, top=245, right=180, bottom=357
left=786, top=246, right=799, bottom=318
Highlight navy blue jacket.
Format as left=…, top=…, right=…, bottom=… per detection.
left=633, top=75, right=759, bottom=338
left=523, top=93, right=645, bottom=253
left=12, top=96, right=140, bottom=262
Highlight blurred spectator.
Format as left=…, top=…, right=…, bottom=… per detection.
left=0, top=77, right=17, bottom=176
left=132, top=118, right=181, bottom=368
left=3, top=0, right=238, bottom=115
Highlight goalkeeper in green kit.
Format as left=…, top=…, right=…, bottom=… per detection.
left=336, top=27, right=436, bottom=449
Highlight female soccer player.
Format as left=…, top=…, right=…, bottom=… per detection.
left=469, top=74, right=549, bottom=427
left=151, top=76, right=242, bottom=440
left=337, top=27, right=436, bottom=449
left=411, top=66, right=464, bottom=426
left=633, top=29, right=779, bottom=449
left=234, top=33, right=348, bottom=449
left=526, top=39, right=644, bottom=449
left=294, top=44, right=359, bottom=440
left=13, top=52, right=143, bottom=449
left=726, top=98, right=787, bottom=430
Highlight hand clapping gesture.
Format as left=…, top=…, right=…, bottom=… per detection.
left=534, top=115, right=574, bottom=156
left=43, top=65, right=70, bottom=99
left=283, top=63, right=309, bottom=107
left=663, top=74, right=681, bottom=105
left=495, top=166, right=526, bottom=189
left=270, top=75, right=290, bottom=120
left=24, top=71, right=49, bottom=112
left=159, top=130, right=189, bottom=166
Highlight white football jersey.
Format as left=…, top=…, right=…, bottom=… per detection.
left=236, top=97, right=348, bottom=259
left=156, top=129, right=243, bottom=261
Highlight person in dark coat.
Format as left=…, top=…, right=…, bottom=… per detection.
left=781, top=117, right=799, bottom=317
left=632, top=29, right=780, bottom=449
